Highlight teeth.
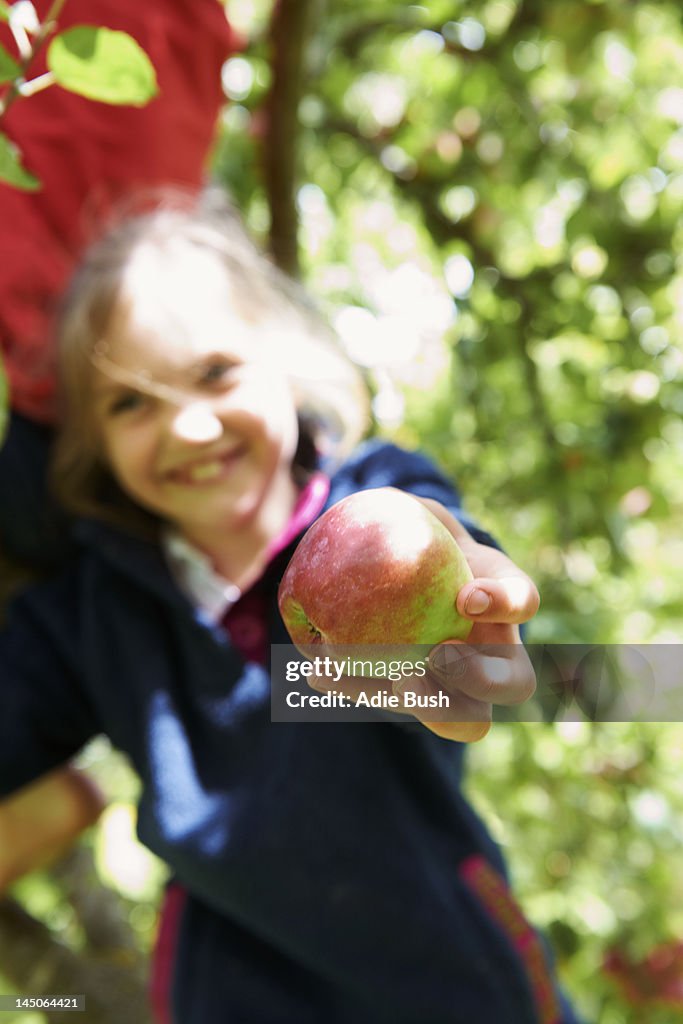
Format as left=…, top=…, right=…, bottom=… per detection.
left=188, top=460, right=224, bottom=482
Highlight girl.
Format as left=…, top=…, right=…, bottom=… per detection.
left=0, top=192, right=579, bottom=1023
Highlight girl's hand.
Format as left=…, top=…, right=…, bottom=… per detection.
left=410, top=498, right=539, bottom=742
left=305, top=498, right=539, bottom=742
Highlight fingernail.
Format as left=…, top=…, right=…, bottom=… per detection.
left=465, top=588, right=491, bottom=615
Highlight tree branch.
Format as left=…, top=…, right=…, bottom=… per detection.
left=263, top=0, right=315, bottom=276
left=0, top=0, right=68, bottom=119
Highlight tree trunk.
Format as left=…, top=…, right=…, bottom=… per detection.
left=263, top=0, right=314, bottom=276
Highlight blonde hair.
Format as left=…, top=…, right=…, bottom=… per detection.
left=51, top=188, right=370, bottom=535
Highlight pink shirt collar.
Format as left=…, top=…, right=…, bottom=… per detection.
left=266, top=471, right=330, bottom=561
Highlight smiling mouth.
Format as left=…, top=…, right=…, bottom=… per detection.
left=165, top=446, right=246, bottom=486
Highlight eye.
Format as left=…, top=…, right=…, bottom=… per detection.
left=108, top=390, right=147, bottom=416
left=199, top=359, right=236, bottom=387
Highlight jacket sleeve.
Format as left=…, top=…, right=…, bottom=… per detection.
left=329, top=440, right=501, bottom=550
left=0, top=577, right=99, bottom=798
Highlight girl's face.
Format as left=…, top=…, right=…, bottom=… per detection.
left=91, top=243, right=300, bottom=548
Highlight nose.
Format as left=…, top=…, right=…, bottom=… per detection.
left=170, top=401, right=223, bottom=444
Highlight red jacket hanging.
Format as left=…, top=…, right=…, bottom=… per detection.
left=0, top=0, right=236, bottom=423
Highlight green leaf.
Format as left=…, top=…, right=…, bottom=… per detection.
left=0, top=41, right=21, bottom=83
left=46, top=26, right=158, bottom=107
left=0, top=131, right=40, bottom=190
left=0, top=2, right=10, bottom=24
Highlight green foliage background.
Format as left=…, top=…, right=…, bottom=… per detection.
left=2, top=1, right=683, bottom=1021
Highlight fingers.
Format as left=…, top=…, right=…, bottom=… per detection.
left=300, top=626, right=537, bottom=743
left=427, top=641, right=537, bottom=706
left=422, top=720, right=492, bottom=743
left=305, top=639, right=537, bottom=713
left=307, top=667, right=492, bottom=728
left=457, top=576, right=540, bottom=625
left=394, top=674, right=493, bottom=742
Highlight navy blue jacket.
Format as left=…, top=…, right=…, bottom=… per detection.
left=1, top=442, right=579, bottom=1023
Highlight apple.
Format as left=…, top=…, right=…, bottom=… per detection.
left=278, top=487, right=473, bottom=649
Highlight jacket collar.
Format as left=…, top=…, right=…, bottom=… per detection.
left=74, top=517, right=191, bottom=612
left=72, top=470, right=331, bottom=614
